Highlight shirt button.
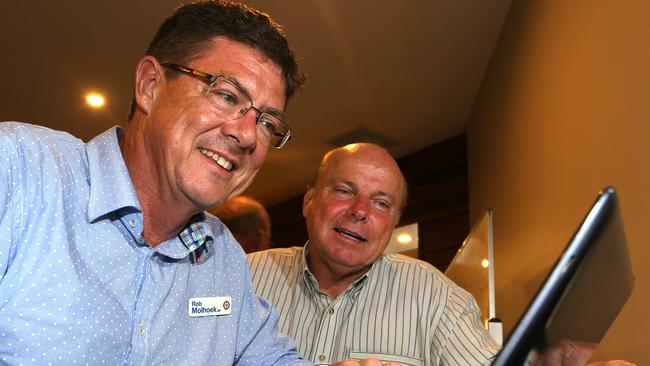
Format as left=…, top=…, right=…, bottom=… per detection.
left=129, top=219, right=137, bottom=228
left=318, top=354, right=326, bottom=362
left=138, top=323, right=145, bottom=336
left=328, top=308, right=334, bottom=315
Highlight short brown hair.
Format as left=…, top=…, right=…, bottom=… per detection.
left=129, top=0, right=304, bottom=120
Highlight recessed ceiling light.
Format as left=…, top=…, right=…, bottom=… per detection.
left=481, top=259, right=490, bottom=268
left=85, top=93, right=105, bottom=108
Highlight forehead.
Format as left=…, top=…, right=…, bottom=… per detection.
left=191, top=37, right=286, bottom=106
left=321, top=149, right=404, bottom=197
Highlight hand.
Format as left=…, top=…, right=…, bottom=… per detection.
left=536, top=339, right=636, bottom=366
left=329, top=358, right=400, bottom=366
left=538, top=339, right=596, bottom=366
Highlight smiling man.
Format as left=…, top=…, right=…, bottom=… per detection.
left=248, top=143, right=501, bottom=365
left=0, top=2, right=391, bottom=365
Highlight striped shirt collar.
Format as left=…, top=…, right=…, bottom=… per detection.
left=300, top=242, right=371, bottom=297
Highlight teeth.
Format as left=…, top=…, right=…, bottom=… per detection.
left=334, top=228, right=367, bottom=242
left=198, top=148, right=234, bottom=171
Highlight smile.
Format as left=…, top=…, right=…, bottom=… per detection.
left=198, top=148, right=234, bottom=172
left=334, top=227, right=367, bottom=243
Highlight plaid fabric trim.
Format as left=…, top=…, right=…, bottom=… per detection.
left=178, top=220, right=213, bottom=264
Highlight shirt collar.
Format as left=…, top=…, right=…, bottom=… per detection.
left=300, top=242, right=370, bottom=296
left=84, top=127, right=215, bottom=263
left=86, top=126, right=141, bottom=222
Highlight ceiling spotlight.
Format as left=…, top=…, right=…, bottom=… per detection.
left=85, top=93, right=105, bottom=108
left=481, top=259, right=490, bottom=268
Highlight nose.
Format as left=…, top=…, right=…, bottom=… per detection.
left=346, top=197, right=368, bottom=222
left=222, top=108, right=258, bottom=149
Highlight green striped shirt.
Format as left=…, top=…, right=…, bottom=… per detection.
left=248, top=245, right=499, bottom=366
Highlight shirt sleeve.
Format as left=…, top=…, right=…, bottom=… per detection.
left=0, top=124, right=19, bottom=281
left=437, top=287, right=500, bottom=366
left=234, top=265, right=312, bottom=366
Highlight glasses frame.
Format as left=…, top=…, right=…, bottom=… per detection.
left=161, top=62, right=291, bottom=149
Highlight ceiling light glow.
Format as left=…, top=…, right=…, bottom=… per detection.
left=481, top=259, right=489, bottom=268
left=397, top=233, right=412, bottom=244
left=85, top=93, right=105, bottom=108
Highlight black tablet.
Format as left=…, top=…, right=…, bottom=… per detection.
left=491, top=187, right=634, bottom=366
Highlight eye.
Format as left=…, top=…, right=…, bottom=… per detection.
left=212, top=90, right=239, bottom=105
left=209, top=78, right=247, bottom=108
left=257, top=117, right=278, bottom=136
left=332, top=186, right=352, bottom=197
left=373, top=199, right=391, bottom=210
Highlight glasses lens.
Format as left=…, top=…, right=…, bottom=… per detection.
left=207, top=77, right=291, bottom=149
left=257, top=113, right=290, bottom=148
left=206, top=78, right=252, bottom=119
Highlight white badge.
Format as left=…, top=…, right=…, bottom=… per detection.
left=188, top=296, right=232, bottom=317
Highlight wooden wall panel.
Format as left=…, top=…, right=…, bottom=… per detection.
left=266, top=134, right=469, bottom=270
left=266, top=196, right=306, bottom=247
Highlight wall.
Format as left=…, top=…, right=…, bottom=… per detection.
left=268, top=134, right=470, bottom=270
left=467, top=0, right=650, bottom=362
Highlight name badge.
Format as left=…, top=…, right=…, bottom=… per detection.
left=188, top=296, right=232, bottom=317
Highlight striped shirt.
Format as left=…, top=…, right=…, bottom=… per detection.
left=248, top=245, right=499, bottom=366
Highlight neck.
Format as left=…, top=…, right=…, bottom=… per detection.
left=306, top=247, right=371, bottom=299
left=119, top=126, right=196, bottom=246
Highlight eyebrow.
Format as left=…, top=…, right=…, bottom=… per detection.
left=225, top=74, right=284, bottom=117
left=337, top=180, right=396, bottom=203
left=371, top=191, right=395, bottom=203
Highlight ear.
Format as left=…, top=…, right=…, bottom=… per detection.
left=302, top=188, right=314, bottom=218
left=134, top=55, right=164, bottom=115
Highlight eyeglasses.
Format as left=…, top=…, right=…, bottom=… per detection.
left=161, top=63, right=291, bottom=149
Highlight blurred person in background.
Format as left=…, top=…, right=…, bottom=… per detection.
left=211, top=195, right=272, bottom=253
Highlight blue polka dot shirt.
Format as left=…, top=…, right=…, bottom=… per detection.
left=0, top=122, right=310, bottom=366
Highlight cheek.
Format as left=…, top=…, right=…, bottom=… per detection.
left=371, top=216, right=396, bottom=247
left=249, top=147, right=268, bottom=170
left=186, top=107, right=223, bottom=135
left=308, top=206, right=333, bottom=238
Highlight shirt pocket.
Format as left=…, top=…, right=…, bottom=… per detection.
left=349, top=351, right=424, bottom=366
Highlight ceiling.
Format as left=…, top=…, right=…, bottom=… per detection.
left=0, top=0, right=512, bottom=207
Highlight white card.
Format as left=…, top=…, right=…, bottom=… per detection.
left=188, top=296, right=232, bottom=317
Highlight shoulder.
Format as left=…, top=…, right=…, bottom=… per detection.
left=247, top=247, right=303, bottom=279
left=247, top=247, right=302, bottom=263
left=0, top=122, right=82, bottom=147
left=0, top=122, right=87, bottom=200
left=0, top=122, right=84, bottom=167
left=380, top=254, right=450, bottom=280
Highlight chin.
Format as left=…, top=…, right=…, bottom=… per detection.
left=189, top=190, right=228, bottom=211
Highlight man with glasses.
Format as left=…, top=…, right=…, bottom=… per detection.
left=0, top=2, right=392, bottom=365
